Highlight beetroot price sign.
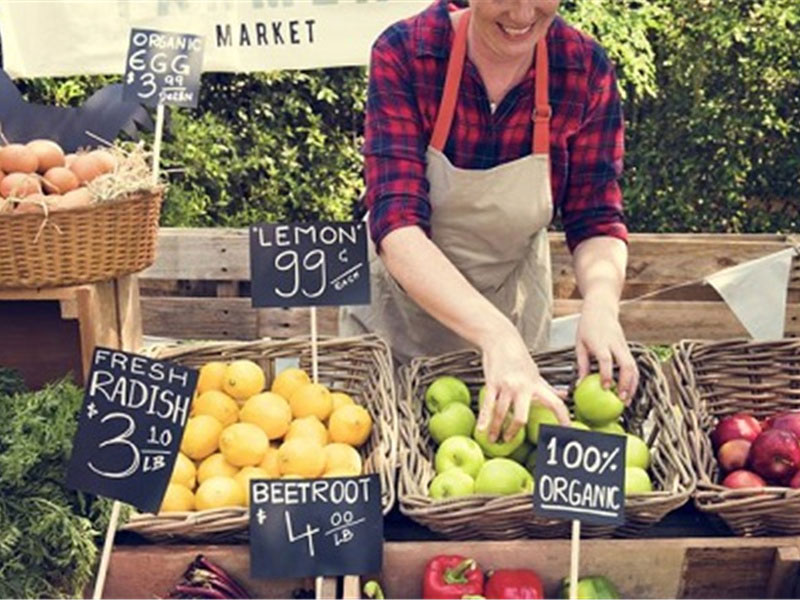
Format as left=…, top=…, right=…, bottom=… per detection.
left=249, top=222, right=370, bottom=308
left=533, top=425, right=626, bottom=526
left=66, top=347, right=197, bottom=513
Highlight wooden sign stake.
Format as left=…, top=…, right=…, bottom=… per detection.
left=310, top=306, right=319, bottom=384
left=569, top=519, right=580, bottom=600
left=151, top=102, right=165, bottom=186
left=92, top=500, right=122, bottom=599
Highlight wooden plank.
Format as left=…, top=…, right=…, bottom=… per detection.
left=115, top=275, right=143, bottom=352
left=766, top=546, right=800, bottom=599
left=143, top=227, right=250, bottom=280
left=257, top=306, right=338, bottom=338
left=142, top=297, right=259, bottom=340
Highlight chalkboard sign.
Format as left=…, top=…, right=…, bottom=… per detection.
left=533, top=425, right=626, bottom=526
left=123, top=28, right=204, bottom=108
left=250, top=222, right=370, bottom=308
left=249, top=474, right=382, bottom=578
left=66, top=347, right=197, bottom=513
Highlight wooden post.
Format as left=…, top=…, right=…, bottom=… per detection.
left=92, top=500, right=122, bottom=599
left=569, top=520, right=580, bottom=600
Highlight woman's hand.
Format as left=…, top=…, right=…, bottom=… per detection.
left=575, top=300, right=638, bottom=403
left=476, top=323, right=570, bottom=443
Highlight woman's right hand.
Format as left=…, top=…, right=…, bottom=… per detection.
left=476, top=323, right=571, bottom=443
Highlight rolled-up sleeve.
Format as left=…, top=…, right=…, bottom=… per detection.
left=561, top=45, right=628, bottom=253
left=363, top=30, right=432, bottom=249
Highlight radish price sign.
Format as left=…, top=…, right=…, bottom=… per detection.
left=66, top=347, right=197, bottom=513
left=249, top=222, right=370, bottom=308
left=533, top=425, right=627, bottom=526
left=249, top=475, right=382, bottom=578
left=123, top=29, right=204, bottom=108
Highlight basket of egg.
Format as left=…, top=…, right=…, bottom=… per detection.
left=0, top=139, right=162, bottom=289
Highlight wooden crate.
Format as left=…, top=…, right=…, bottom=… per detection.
left=139, top=230, right=800, bottom=343
left=100, top=545, right=337, bottom=599
left=343, top=538, right=800, bottom=599
left=0, top=275, right=141, bottom=388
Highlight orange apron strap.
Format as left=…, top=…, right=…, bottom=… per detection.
left=532, top=37, right=551, bottom=155
left=430, top=10, right=470, bottom=152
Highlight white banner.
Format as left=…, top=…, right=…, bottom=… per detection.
left=0, top=0, right=427, bottom=78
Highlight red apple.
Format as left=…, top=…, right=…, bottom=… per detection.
left=749, top=429, right=800, bottom=483
left=765, top=411, right=800, bottom=441
left=717, top=439, right=752, bottom=472
left=790, top=471, right=800, bottom=489
left=712, top=413, right=762, bottom=449
left=723, top=469, right=767, bottom=488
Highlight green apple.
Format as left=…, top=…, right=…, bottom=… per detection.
left=475, top=458, right=534, bottom=495
left=428, top=469, right=475, bottom=499
left=527, top=406, right=559, bottom=444
left=574, top=374, right=625, bottom=426
left=571, top=420, right=591, bottom=431
left=592, top=421, right=626, bottom=436
left=624, top=466, right=653, bottom=495
left=474, top=426, right=525, bottom=458
left=625, top=434, right=650, bottom=469
left=425, top=376, right=471, bottom=414
left=429, top=403, right=476, bottom=444
left=509, top=440, right=534, bottom=464
left=525, top=450, right=537, bottom=474
left=434, top=435, right=485, bottom=478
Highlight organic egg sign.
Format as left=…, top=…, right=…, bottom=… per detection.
left=66, top=347, right=198, bottom=513
left=122, top=28, right=204, bottom=108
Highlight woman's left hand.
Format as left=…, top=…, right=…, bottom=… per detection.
left=575, top=300, right=639, bottom=404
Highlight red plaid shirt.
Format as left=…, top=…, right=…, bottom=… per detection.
left=364, top=0, right=628, bottom=253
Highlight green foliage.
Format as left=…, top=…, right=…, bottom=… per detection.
left=9, top=0, right=798, bottom=233
left=0, top=366, right=26, bottom=397
left=0, top=378, right=123, bottom=598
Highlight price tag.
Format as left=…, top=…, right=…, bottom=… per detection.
left=249, top=222, right=370, bottom=308
left=122, top=28, right=204, bottom=108
left=249, top=474, right=382, bottom=578
left=533, top=425, right=626, bottom=526
left=66, top=347, right=197, bottom=513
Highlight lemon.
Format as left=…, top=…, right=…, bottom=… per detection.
left=223, top=360, right=266, bottom=401
left=219, top=422, right=269, bottom=467
left=240, top=392, right=292, bottom=440
left=331, top=392, right=355, bottom=412
left=197, top=453, right=239, bottom=484
left=285, top=415, right=328, bottom=447
left=192, top=390, right=239, bottom=427
left=328, top=405, right=373, bottom=447
left=323, top=443, right=362, bottom=476
left=195, top=476, right=245, bottom=510
left=180, top=415, right=223, bottom=460
left=289, top=383, right=334, bottom=421
left=197, top=361, right=227, bottom=395
left=278, top=438, right=326, bottom=478
left=271, top=368, right=311, bottom=401
left=170, top=452, right=197, bottom=490
left=259, top=447, right=281, bottom=478
left=160, top=483, right=195, bottom=512
left=235, top=466, right=271, bottom=505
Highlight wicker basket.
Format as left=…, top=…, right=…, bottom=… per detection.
left=398, top=343, right=695, bottom=539
left=672, top=338, right=800, bottom=536
left=120, top=334, right=398, bottom=543
left=0, top=190, right=162, bottom=289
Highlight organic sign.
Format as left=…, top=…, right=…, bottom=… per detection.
left=533, top=425, right=626, bottom=526
left=249, top=474, right=382, bottom=578
left=66, top=347, right=197, bottom=513
left=250, top=222, right=370, bottom=308
left=123, top=28, right=204, bottom=108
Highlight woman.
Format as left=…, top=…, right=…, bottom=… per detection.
left=341, top=0, right=639, bottom=444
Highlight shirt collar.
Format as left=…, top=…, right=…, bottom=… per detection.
left=415, top=0, right=586, bottom=72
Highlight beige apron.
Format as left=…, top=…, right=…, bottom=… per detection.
left=341, top=9, right=554, bottom=363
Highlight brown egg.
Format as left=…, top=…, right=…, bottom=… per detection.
left=54, top=187, right=93, bottom=211
left=0, top=144, right=39, bottom=173
left=89, top=149, right=117, bottom=174
left=64, top=153, right=77, bottom=168
left=0, top=173, right=42, bottom=198
left=69, top=154, right=105, bottom=184
left=42, top=167, right=80, bottom=194
left=26, top=139, right=65, bottom=172
left=13, top=193, right=48, bottom=215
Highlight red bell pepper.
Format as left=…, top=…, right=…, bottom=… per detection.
left=422, top=555, right=485, bottom=599
left=484, top=569, right=544, bottom=599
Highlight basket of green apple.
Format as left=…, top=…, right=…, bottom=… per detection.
left=397, top=343, right=695, bottom=539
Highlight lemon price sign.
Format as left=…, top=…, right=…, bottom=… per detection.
left=65, top=347, right=198, bottom=513
left=249, top=474, right=382, bottom=578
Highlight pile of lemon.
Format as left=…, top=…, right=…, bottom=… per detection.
left=160, top=360, right=373, bottom=513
